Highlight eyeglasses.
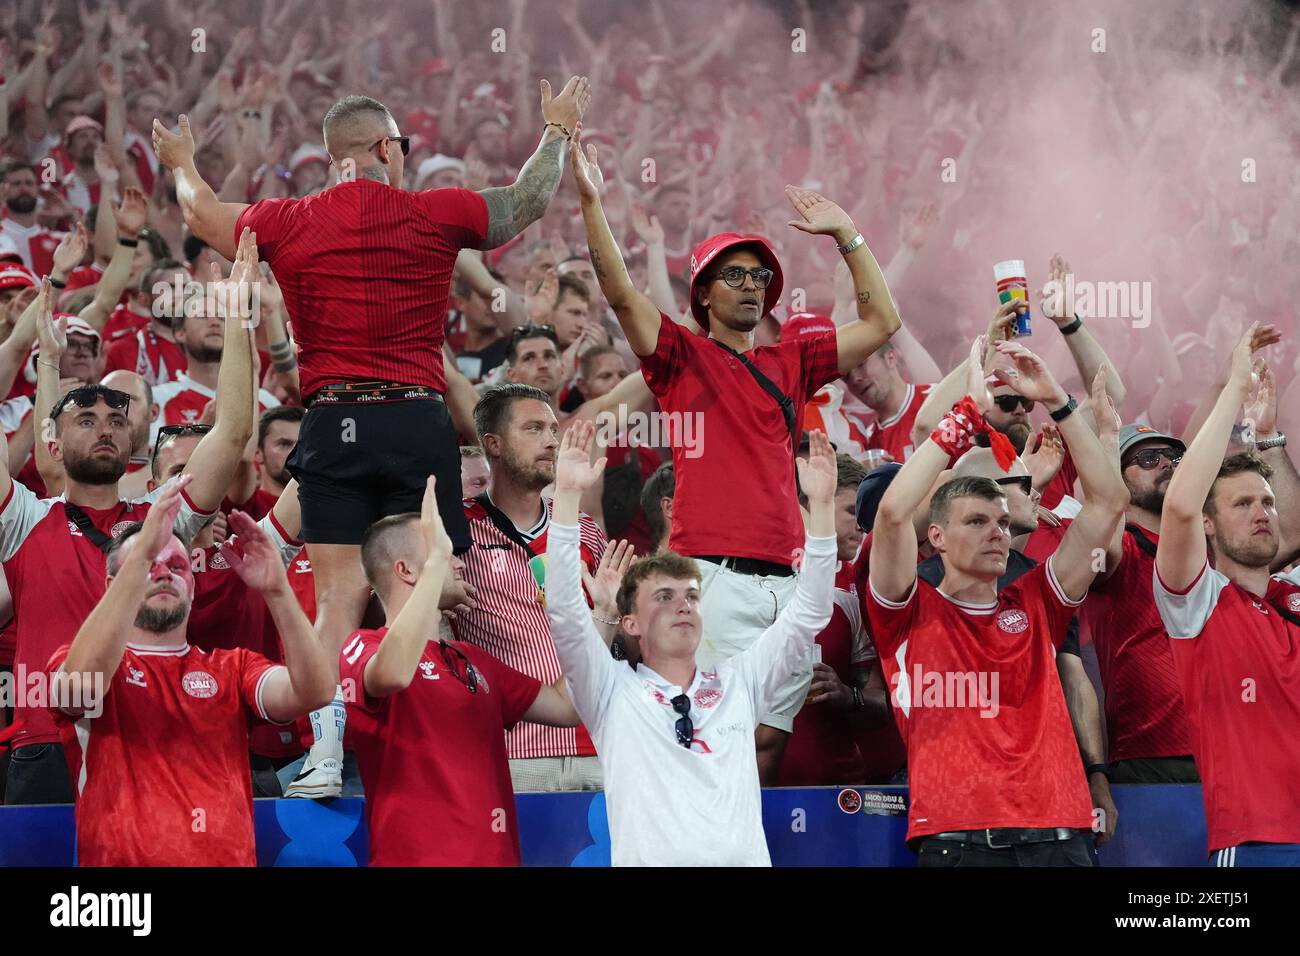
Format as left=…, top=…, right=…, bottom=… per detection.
left=50, top=385, right=131, bottom=422
left=994, top=475, right=1033, bottom=497
left=439, top=641, right=478, bottom=694
left=64, top=337, right=98, bottom=357
left=152, top=423, right=213, bottom=463
left=1123, top=446, right=1182, bottom=471
left=715, top=266, right=774, bottom=289
left=993, top=394, right=1034, bottom=414
left=372, top=135, right=411, bottom=157
left=671, top=693, right=693, bottom=749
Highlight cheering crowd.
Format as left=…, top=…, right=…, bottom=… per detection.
left=0, top=0, right=1298, bottom=868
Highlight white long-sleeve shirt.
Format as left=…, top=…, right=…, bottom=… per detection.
left=546, top=522, right=836, bottom=866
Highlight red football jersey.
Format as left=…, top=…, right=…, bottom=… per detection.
left=100, top=305, right=151, bottom=345
left=0, top=220, right=64, bottom=276
left=640, top=316, right=840, bottom=565
left=339, top=630, right=540, bottom=866
left=1084, top=526, right=1192, bottom=761
left=1154, top=561, right=1300, bottom=851
left=777, top=560, right=871, bottom=786
left=235, top=183, right=488, bottom=399
left=451, top=497, right=604, bottom=760
left=104, top=323, right=189, bottom=389
left=862, top=383, right=934, bottom=463
left=221, top=487, right=279, bottom=522
left=48, top=640, right=282, bottom=867
left=865, top=559, right=1094, bottom=841
left=151, top=373, right=279, bottom=441
left=1, top=482, right=213, bottom=747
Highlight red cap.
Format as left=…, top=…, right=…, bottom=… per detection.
left=0, top=265, right=36, bottom=291
left=782, top=311, right=835, bottom=339
left=688, top=232, right=783, bottom=329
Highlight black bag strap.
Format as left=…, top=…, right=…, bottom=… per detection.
left=1269, top=587, right=1300, bottom=629
left=65, top=503, right=114, bottom=554
left=708, top=339, right=799, bottom=450
left=473, top=493, right=538, bottom=558
left=1124, top=522, right=1158, bottom=558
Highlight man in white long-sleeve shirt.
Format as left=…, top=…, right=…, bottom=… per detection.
left=546, top=421, right=838, bottom=866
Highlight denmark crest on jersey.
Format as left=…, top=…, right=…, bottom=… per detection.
left=181, top=671, right=219, bottom=698
left=997, top=608, right=1029, bottom=634
left=1288, top=593, right=1300, bottom=615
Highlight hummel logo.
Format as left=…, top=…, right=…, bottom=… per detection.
left=125, top=667, right=147, bottom=688
left=418, top=661, right=439, bottom=681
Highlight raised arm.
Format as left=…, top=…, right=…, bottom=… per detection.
left=1243, top=361, right=1300, bottom=570
left=477, top=76, right=590, bottom=250
left=180, top=230, right=259, bottom=513
left=571, top=133, right=662, bottom=356
left=784, top=187, right=901, bottom=374
left=996, top=342, right=1128, bottom=600
left=547, top=421, right=618, bottom=725
left=1155, top=325, right=1277, bottom=592
left=453, top=249, right=528, bottom=332
left=79, top=187, right=149, bottom=332
left=362, top=477, right=451, bottom=698
left=221, top=510, right=333, bottom=719
left=1040, top=254, right=1127, bottom=421
left=55, top=477, right=188, bottom=712
left=873, top=338, right=993, bottom=602
left=153, top=114, right=249, bottom=260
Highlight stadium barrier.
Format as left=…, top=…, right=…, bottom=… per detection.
left=0, top=785, right=1209, bottom=866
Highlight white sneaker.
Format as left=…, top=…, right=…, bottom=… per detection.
left=284, top=756, right=343, bottom=799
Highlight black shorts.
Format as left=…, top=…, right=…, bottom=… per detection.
left=288, top=397, right=469, bottom=550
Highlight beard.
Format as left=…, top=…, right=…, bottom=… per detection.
left=267, top=462, right=293, bottom=487
left=186, top=343, right=223, bottom=364
left=5, top=194, right=37, bottom=215
left=64, top=447, right=129, bottom=485
left=135, top=600, right=190, bottom=633
left=1215, top=534, right=1278, bottom=569
left=977, top=421, right=1032, bottom=455
left=501, top=446, right=553, bottom=490
left=1128, top=486, right=1166, bottom=514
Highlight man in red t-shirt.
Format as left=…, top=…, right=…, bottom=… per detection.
left=867, top=337, right=1127, bottom=865
left=46, top=477, right=333, bottom=866
left=2, top=259, right=257, bottom=805
left=572, top=141, right=902, bottom=781
left=102, top=260, right=191, bottom=384
left=1153, top=329, right=1300, bottom=865
left=341, top=478, right=579, bottom=865
left=155, top=80, right=590, bottom=794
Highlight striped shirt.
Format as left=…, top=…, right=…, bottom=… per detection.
left=451, top=496, right=606, bottom=759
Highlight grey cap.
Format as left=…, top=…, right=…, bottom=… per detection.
left=1118, top=423, right=1185, bottom=458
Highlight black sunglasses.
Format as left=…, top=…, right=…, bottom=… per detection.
left=1123, top=446, right=1182, bottom=471
left=993, top=394, right=1034, bottom=414
left=152, top=423, right=213, bottom=463
left=373, top=135, right=411, bottom=157
left=715, top=266, right=774, bottom=290
left=508, top=323, right=558, bottom=345
left=994, top=475, right=1033, bottom=496
left=439, top=641, right=478, bottom=694
left=671, top=693, right=693, bottom=749
left=50, top=385, right=131, bottom=422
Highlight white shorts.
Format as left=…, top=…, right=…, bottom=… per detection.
left=694, top=558, right=805, bottom=733
left=508, top=755, right=604, bottom=793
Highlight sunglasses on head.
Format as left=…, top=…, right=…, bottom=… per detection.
left=439, top=641, right=478, bottom=694
left=50, top=385, right=131, bottom=422
left=152, top=423, right=213, bottom=463
left=372, top=135, right=411, bottom=157
left=1123, top=446, right=1182, bottom=471
left=714, top=266, right=774, bottom=290
left=993, top=394, right=1034, bottom=414
left=671, top=693, right=693, bottom=748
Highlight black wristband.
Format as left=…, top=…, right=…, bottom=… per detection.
left=1049, top=395, right=1078, bottom=422
left=49, top=276, right=67, bottom=289
left=851, top=686, right=865, bottom=711
left=1085, top=762, right=1111, bottom=780
left=1059, top=314, right=1083, bottom=336
left=118, top=236, right=139, bottom=248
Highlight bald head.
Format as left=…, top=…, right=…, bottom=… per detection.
left=952, top=446, right=1028, bottom=481
left=322, top=95, right=397, bottom=163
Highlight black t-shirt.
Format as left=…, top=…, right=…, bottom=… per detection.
left=916, top=549, right=1082, bottom=656
left=454, top=338, right=509, bottom=383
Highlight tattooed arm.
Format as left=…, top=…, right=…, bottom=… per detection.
left=477, top=76, right=591, bottom=250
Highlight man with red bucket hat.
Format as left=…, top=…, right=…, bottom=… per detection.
left=572, top=137, right=901, bottom=780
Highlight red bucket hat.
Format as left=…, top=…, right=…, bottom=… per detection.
left=688, top=232, right=783, bottom=330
